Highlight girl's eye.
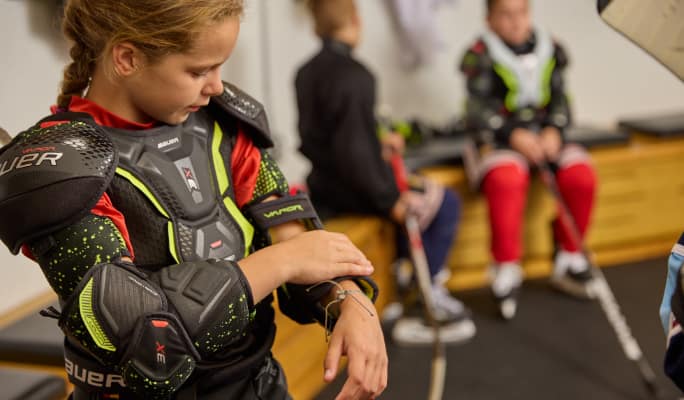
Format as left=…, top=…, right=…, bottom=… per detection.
left=191, top=70, right=210, bottom=78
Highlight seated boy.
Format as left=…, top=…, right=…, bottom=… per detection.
left=295, top=0, right=475, bottom=341
left=459, top=0, right=598, bottom=319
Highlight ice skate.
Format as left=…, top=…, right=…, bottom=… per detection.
left=490, top=262, right=523, bottom=320
left=549, top=250, right=596, bottom=299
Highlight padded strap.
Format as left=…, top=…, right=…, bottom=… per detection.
left=245, top=193, right=323, bottom=233
left=278, top=276, right=379, bottom=330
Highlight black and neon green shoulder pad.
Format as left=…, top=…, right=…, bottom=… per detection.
left=460, top=39, right=493, bottom=76
left=0, top=113, right=118, bottom=254
left=553, top=41, right=570, bottom=69
left=207, top=81, right=274, bottom=149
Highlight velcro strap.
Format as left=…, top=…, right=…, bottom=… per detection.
left=245, top=193, right=322, bottom=231
left=278, top=276, right=379, bottom=330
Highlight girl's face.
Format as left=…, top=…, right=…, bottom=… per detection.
left=123, top=16, right=240, bottom=125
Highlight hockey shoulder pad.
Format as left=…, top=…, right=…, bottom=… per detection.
left=207, top=81, right=274, bottom=148
left=460, top=40, right=493, bottom=77
left=0, top=113, right=117, bottom=253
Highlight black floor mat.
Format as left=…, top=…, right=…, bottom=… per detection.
left=315, top=257, right=682, bottom=399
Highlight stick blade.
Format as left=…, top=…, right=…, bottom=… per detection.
left=598, top=0, right=684, bottom=81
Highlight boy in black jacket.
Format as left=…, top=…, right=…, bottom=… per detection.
left=296, top=0, right=475, bottom=343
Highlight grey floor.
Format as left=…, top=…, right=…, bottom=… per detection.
left=316, top=257, right=682, bottom=399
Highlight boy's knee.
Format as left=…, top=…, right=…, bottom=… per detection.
left=440, top=189, right=461, bottom=217
left=483, top=163, right=529, bottom=194
left=557, top=163, right=597, bottom=193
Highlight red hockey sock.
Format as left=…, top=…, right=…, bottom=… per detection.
left=553, top=163, right=597, bottom=251
left=482, top=163, right=529, bottom=263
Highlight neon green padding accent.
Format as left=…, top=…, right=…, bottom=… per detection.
left=493, top=63, right=519, bottom=111
left=210, top=122, right=254, bottom=256
left=211, top=122, right=230, bottom=194
left=355, top=279, right=375, bottom=300
left=223, top=197, right=254, bottom=257
left=540, top=58, right=556, bottom=107
left=168, top=222, right=180, bottom=263
left=80, top=278, right=116, bottom=352
left=394, top=121, right=412, bottom=139
left=115, top=168, right=170, bottom=218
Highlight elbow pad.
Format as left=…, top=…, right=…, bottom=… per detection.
left=58, top=259, right=253, bottom=398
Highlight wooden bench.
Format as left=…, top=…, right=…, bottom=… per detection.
left=420, top=125, right=684, bottom=291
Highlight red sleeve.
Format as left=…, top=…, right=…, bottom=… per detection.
left=230, top=128, right=262, bottom=208
left=91, top=193, right=135, bottom=260
left=21, top=192, right=134, bottom=261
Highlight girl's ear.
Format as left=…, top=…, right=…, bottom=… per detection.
left=111, top=42, right=144, bottom=77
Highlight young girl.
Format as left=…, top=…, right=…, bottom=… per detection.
left=0, top=1, right=387, bottom=399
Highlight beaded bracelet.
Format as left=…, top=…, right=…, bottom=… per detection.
left=307, top=280, right=375, bottom=342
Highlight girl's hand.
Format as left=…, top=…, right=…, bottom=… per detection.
left=324, top=280, right=388, bottom=400
left=239, top=230, right=373, bottom=302
left=281, top=230, right=374, bottom=284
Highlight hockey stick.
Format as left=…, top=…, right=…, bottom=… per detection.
left=391, top=154, right=446, bottom=400
left=537, top=162, right=660, bottom=397
left=0, top=127, right=11, bottom=147
left=598, top=0, right=683, bottom=81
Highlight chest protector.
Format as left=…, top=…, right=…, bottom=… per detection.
left=0, top=82, right=272, bottom=264
left=482, top=28, right=555, bottom=111
left=108, top=109, right=253, bottom=265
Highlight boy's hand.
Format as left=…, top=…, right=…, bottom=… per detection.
left=540, top=126, right=563, bottom=162
left=510, top=127, right=545, bottom=164
left=324, top=280, right=388, bottom=400
left=390, top=190, right=425, bottom=224
left=380, top=132, right=406, bottom=161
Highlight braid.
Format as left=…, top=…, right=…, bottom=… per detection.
left=55, top=0, right=245, bottom=109
left=57, top=41, right=93, bottom=109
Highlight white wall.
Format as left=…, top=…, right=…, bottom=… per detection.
left=0, top=0, right=682, bottom=314
left=0, top=1, right=70, bottom=315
